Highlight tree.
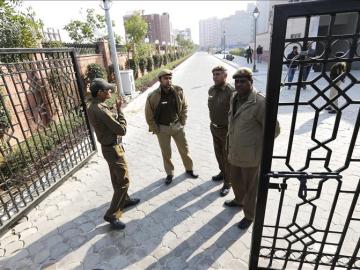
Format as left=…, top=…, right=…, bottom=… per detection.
left=124, top=11, right=148, bottom=45
left=64, top=8, right=113, bottom=43
left=176, top=34, right=196, bottom=51
left=0, top=0, right=43, bottom=48
left=124, top=11, right=148, bottom=69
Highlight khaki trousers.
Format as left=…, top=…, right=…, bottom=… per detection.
left=156, top=123, right=193, bottom=176
left=210, top=124, right=230, bottom=186
left=102, top=144, right=130, bottom=219
left=329, top=81, right=341, bottom=109
left=229, top=165, right=259, bottom=220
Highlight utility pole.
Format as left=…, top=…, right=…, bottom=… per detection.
left=102, top=0, right=124, bottom=96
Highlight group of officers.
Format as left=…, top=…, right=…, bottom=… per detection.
left=87, top=65, right=280, bottom=230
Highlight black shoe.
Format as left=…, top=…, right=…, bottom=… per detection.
left=288, top=86, right=291, bottom=90
left=224, top=199, right=241, bottom=207
left=238, top=217, right=253, bottom=230
left=328, top=109, right=336, bottom=114
left=104, top=216, right=126, bottom=230
left=220, top=186, right=230, bottom=197
left=325, top=106, right=332, bottom=110
left=186, top=170, right=199, bottom=179
left=165, top=175, right=173, bottom=185
left=124, top=198, right=140, bottom=209
left=212, top=172, right=224, bottom=181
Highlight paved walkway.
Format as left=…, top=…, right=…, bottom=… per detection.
left=0, top=53, right=251, bottom=270
left=0, top=52, right=358, bottom=270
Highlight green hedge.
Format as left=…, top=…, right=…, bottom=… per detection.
left=0, top=114, right=85, bottom=185
left=138, top=57, right=147, bottom=75
left=134, top=54, right=193, bottom=93
left=85, top=63, right=106, bottom=82
left=146, top=57, right=154, bottom=72
left=229, top=48, right=245, bottom=57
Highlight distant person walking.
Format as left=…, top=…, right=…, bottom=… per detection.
left=246, top=46, right=253, bottom=64
left=301, top=47, right=316, bottom=89
left=326, top=52, right=347, bottom=114
left=256, top=45, right=263, bottom=63
left=286, top=46, right=299, bottom=90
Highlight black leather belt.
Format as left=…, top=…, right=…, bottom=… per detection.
left=211, top=122, right=227, bottom=128
left=102, top=137, right=123, bottom=147
left=158, top=120, right=179, bottom=126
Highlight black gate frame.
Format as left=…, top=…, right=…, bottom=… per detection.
left=250, top=1, right=360, bottom=269
left=0, top=48, right=97, bottom=235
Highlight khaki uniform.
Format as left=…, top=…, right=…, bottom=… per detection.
left=208, top=83, right=234, bottom=186
left=228, top=88, right=280, bottom=220
left=87, top=97, right=130, bottom=220
left=329, top=62, right=346, bottom=109
left=145, top=85, right=193, bottom=175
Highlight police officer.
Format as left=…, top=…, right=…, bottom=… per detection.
left=208, top=65, right=234, bottom=196
left=225, top=68, right=280, bottom=229
left=87, top=78, right=140, bottom=230
left=326, top=52, right=347, bottom=114
left=145, top=69, right=198, bottom=184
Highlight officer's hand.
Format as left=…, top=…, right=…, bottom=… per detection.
left=116, top=97, right=123, bottom=111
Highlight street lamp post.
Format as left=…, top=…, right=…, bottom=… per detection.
left=155, top=40, right=160, bottom=53
left=102, top=0, right=124, bottom=95
left=252, top=7, right=260, bottom=72
left=162, top=41, right=166, bottom=54
left=223, top=30, right=226, bottom=59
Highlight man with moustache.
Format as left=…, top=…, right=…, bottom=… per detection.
left=208, top=65, right=234, bottom=196
left=225, top=68, right=280, bottom=229
left=145, top=69, right=198, bottom=185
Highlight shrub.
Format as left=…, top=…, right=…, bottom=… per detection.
left=146, top=56, right=154, bottom=72
left=0, top=88, right=11, bottom=136
left=42, top=41, right=64, bottom=48
left=167, top=53, right=173, bottom=62
left=229, top=48, right=245, bottom=57
left=152, top=54, right=161, bottom=69
left=162, top=54, right=168, bottom=65
left=85, top=63, right=106, bottom=82
left=138, top=57, right=147, bottom=75
left=126, top=58, right=139, bottom=79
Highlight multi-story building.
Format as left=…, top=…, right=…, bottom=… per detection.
left=199, top=4, right=255, bottom=50
left=199, top=17, right=222, bottom=49
left=174, top=28, right=192, bottom=42
left=221, top=10, right=253, bottom=48
left=124, top=12, right=172, bottom=45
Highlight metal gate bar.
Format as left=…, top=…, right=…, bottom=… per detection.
left=250, top=1, right=360, bottom=269
left=0, top=48, right=96, bottom=234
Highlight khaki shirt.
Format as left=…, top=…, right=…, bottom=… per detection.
left=145, top=85, right=187, bottom=133
left=228, top=88, right=280, bottom=167
left=87, top=97, right=127, bottom=146
left=208, top=83, right=234, bottom=127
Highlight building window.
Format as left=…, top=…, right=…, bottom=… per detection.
left=290, top=33, right=301, bottom=39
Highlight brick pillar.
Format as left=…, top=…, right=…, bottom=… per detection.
left=97, top=39, right=111, bottom=80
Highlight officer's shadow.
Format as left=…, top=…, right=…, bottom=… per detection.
left=1, top=176, right=223, bottom=269
left=145, top=208, right=246, bottom=269
left=79, top=179, right=232, bottom=269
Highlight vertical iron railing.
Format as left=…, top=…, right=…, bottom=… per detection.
left=250, top=1, right=360, bottom=269
left=0, top=48, right=96, bottom=234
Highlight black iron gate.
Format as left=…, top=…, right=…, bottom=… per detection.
left=0, top=48, right=96, bottom=234
left=250, top=1, right=360, bottom=269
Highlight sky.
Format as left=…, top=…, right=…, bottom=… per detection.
left=22, top=0, right=256, bottom=44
